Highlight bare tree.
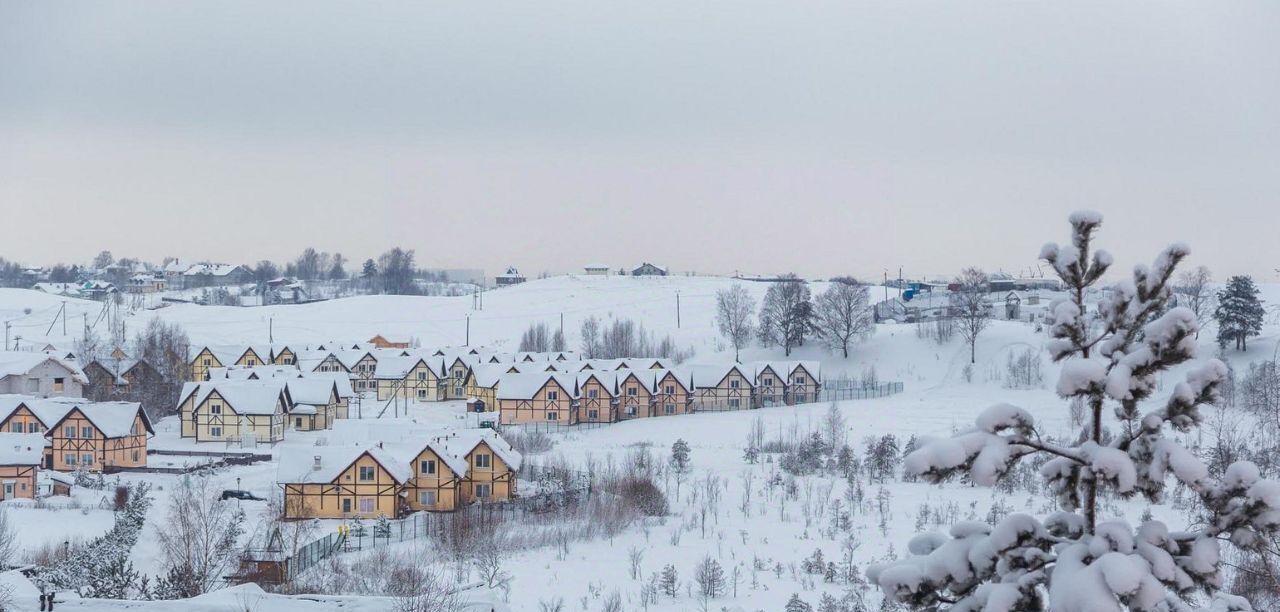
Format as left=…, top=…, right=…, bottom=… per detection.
left=472, top=545, right=512, bottom=597
left=757, top=275, right=814, bottom=357
left=0, top=509, right=17, bottom=569
left=715, top=285, right=755, bottom=362
left=814, top=278, right=873, bottom=358
left=155, top=476, right=246, bottom=595
left=393, top=563, right=462, bottom=612
left=1175, top=265, right=1215, bottom=338
left=580, top=316, right=601, bottom=358
left=950, top=267, right=990, bottom=364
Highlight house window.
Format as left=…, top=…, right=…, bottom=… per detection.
left=359, top=466, right=376, bottom=481
left=664, top=404, right=675, bottom=415
left=419, top=491, right=437, bottom=506
left=547, top=411, right=558, bottom=421
left=53, top=377, right=65, bottom=392
left=63, top=426, right=75, bottom=438
left=420, top=459, right=436, bottom=475
left=587, top=389, right=598, bottom=399
left=475, top=484, right=492, bottom=499
left=763, top=377, right=773, bottom=387
left=729, top=398, right=741, bottom=408
left=626, top=405, right=637, bottom=416
left=794, top=376, right=805, bottom=385
left=81, top=426, right=93, bottom=438
left=665, top=385, right=675, bottom=394
left=132, top=451, right=139, bottom=462
left=417, top=389, right=426, bottom=399
left=627, top=387, right=637, bottom=396
left=474, top=453, right=491, bottom=468
left=295, top=417, right=303, bottom=428
left=210, top=426, right=222, bottom=437
left=26, top=423, right=37, bottom=433
left=211, top=404, right=222, bottom=415
left=342, top=498, right=352, bottom=513
left=588, top=409, right=599, bottom=420
left=547, top=390, right=558, bottom=401
left=358, top=497, right=375, bottom=513
left=417, top=372, right=426, bottom=380
left=82, top=454, right=93, bottom=465
left=66, top=454, right=76, bottom=465
left=203, top=359, right=211, bottom=367
left=9, top=423, right=19, bottom=433
left=730, top=380, right=740, bottom=389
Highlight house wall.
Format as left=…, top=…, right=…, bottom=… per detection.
left=282, top=454, right=402, bottom=519
left=375, top=363, right=442, bottom=402
left=497, top=379, right=576, bottom=424
left=49, top=411, right=147, bottom=472
left=756, top=367, right=785, bottom=407
left=405, top=447, right=461, bottom=512
left=617, top=374, right=653, bottom=420
left=463, top=380, right=497, bottom=412
left=0, top=465, right=37, bottom=500
left=578, top=378, right=615, bottom=423
left=0, top=406, right=48, bottom=434
left=788, top=365, right=820, bottom=404
left=653, top=373, right=692, bottom=416
left=0, top=361, right=83, bottom=398
left=443, top=360, right=470, bottom=399
left=190, top=349, right=223, bottom=381
left=273, top=349, right=296, bottom=366
left=460, top=441, right=514, bottom=503
left=695, top=369, right=752, bottom=410
left=193, top=391, right=285, bottom=442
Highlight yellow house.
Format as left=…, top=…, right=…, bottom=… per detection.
left=285, top=379, right=338, bottom=431
left=575, top=371, right=618, bottom=423
left=46, top=401, right=152, bottom=472
left=374, top=356, right=445, bottom=402
left=0, top=432, right=46, bottom=499
left=392, top=429, right=522, bottom=510
left=616, top=370, right=657, bottom=420
left=278, top=445, right=410, bottom=519
left=453, top=430, right=521, bottom=503
left=496, top=373, right=579, bottom=425
left=189, top=345, right=270, bottom=381
left=690, top=364, right=755, bottom=410
left=398, top=438, right=468, bottom=512
left=441, top=355, right=472, bottom=400
left=185, top=381, right=288, bottom=443
left=270, top=345, right=298, bottom=366
left=463, top=364, right=508, bottom=413
left=652, top=368, right=694, bottom=417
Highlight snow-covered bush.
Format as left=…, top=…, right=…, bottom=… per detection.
left=34, top=482, right=152, bottom=597
left=868, top=212, right=1280, bottom=611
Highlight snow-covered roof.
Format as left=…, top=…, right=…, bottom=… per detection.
left=466, top=364, right=510, bottom=388
left=0, top=352, right=88, bottom=384
left=583, top=263, right=609, bottom=270
left=195, top=380, right=287, bottom=415
left=435, top=428, right=523, bottom=471
left=53, top=401, right=150, bottom=438
left=616, top=369, right=658, bottom=393
left=373, top=356, right=435, bottom=379
left=576, top=370, right=620, bottom=393
left=687, top=364, right=754, bottom=389
left=0, top=433, right=47, bottom=465
left=31, top=283, right=82, bottom=297
left=276, top=445, right=411, bottom=485
left=306, top=372, right=355, bottom=398
left=653, top=368, right=693, bottom=392
left=286, top=378, right=336, bottom=406
left=494, top=372, right=577, bottom=400
left=385, top=438, right=470, bottom=479
left=183, top=263, right=243, bottom=277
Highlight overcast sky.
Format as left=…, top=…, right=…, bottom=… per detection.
left=2, top=1, right=1277, bottom=281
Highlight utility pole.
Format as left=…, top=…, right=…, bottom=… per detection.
left=3, top=322, right=8, bottom=351
left=676, top=291, right=681, bottom=328
left=83, top=313, right=88, bottom=341
left=269, top=317, right=274, bottom=343
left=465, top=315, right=470, bottom=346
left=62, top=301, right=67, bottom=336
left=559, top=312, right=564, bottom=339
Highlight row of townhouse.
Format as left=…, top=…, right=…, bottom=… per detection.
left=277, top=428, right=522, bottom=520
left=0, top=395, right=153, bottom=479
left=481, top=360, right=822, bottom=425
left=177, top=372, right=354, bottom=443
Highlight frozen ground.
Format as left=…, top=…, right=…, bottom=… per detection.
left=0, top=275, right=1276, bottom=610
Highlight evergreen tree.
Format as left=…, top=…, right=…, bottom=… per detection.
left=870, top=212, right=1280, bottom=610
left=670, top=439, right=691, bottom=472
left=659, top=564, right=679, bottom=598
left=1214, top=275, right=1265, bottom=351
left=786, top=593, right=814, bottom=612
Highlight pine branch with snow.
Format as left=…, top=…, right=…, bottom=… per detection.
left=869, top=212, right=1280, bottom=612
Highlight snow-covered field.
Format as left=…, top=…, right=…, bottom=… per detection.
left=1, top=274, right=1278, bottom=610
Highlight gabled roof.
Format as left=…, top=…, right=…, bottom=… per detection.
left=616, top=369, right=657, bottom=393
left=0, top=352, right=88, bottom=384
left=306, top=372, right=355, bottom=398
left=576, top=370, right=619, bottom=395
left=286, top=379, right=337, bottom=406
left=194, top=380, right=287, bottom=415
left=495, top=372, right=577, bottom=400
left=653, top=368, right=693, bottom=393
left=0, top=395, right=77, bottom=429
left=437, top=429, right=523, bottom=471
left=373, top=356, right=440, bottom=379
left=687, top=364, right=755, bottom=389
left=386, top=439, right=470, bottom=479
left=46, top=401, right=152, bottom=438
left=465, top=364, right=510, bottom=389
left=276, top=445, right=411, bottom=485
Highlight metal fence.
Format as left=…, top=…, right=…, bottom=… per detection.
left=501, top=420, right=608, bottom=435
left=818, top=381, right=904, bottom=402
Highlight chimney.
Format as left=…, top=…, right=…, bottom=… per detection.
left=312, top=455, right=322, bottom=470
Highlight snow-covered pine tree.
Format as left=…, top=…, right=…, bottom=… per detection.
left=868, top=212, right=1280, bottom=611
left=1214, top=275, right=1265, bottom=352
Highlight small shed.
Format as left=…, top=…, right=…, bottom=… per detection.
left=1005, top=291, right=1022, bottom=320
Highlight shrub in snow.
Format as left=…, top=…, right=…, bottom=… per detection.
left=34, top=482, right=152, bottom=597
left=869, top=212, right=1280, bottom=611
